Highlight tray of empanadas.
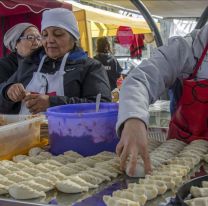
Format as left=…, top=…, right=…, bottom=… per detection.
left=176, top=175, right=208, bottom=206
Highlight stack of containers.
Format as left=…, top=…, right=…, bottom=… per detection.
left=148, top=100, right=171, bottom=142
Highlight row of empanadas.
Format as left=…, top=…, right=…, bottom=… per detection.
left=103, top=139, right=208, bottom=206
left=0, top=149, right=120, bottom=199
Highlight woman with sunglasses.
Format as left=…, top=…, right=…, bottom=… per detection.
left=0, top=23, right=41, bottom=85
left=0, top=8, right=111, bottom=114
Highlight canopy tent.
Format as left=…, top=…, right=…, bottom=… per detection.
left=69, top=1, right=157, bottom=57
left=0, top=0, right=72, bottom=57
left=90, top=22, right=151, bottom=38
left=80, top=0, right=208, bottom=18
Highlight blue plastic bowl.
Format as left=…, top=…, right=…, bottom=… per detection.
left=46, top=103, right=119, bottom=156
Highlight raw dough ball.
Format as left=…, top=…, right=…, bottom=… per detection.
left=126, top=162, right=145, bottom=178
left=28, top=147, right=43, bottom=157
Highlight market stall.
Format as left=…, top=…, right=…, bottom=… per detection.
left=0, top=2, right=207, bottom=206
left=70, top=1, right=157, bottom=57
left=0, top=0, right=157, bottom=58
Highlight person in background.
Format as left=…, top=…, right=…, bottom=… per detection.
left=0, top=23, right=41, bottom=84
left=94, top=37, right=123, bottom=91
left=0, top=8, right=111, bottom=114
left=116, top=24, right=208, bottom=176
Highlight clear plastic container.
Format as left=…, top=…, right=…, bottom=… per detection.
left=149, top=100, right=171, bottom=128
left=148, top=100, right=170, bottom=141
left=148, top=127, right=169, bottom=142
left=0, top=115, right=44, bottom=160
left=47, top=103, right=119, bottom=156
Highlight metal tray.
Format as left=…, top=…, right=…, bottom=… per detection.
left=0, top=175, right=172, bottom=206
left=0, top=160, right=207, bottom=206
left=0, top=176, right=128, bottom=206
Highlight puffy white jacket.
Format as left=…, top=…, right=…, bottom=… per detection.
left=117, top=24, right=208, bottom=135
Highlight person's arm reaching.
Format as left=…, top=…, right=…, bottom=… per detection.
left=116, top=35, right=196, bottom=176
left=116, top=118, right=151, bottom=176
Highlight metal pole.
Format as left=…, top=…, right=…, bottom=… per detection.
left=130, top=0, right=163, bottom=47
left=195, top=6, right=208, bottom=29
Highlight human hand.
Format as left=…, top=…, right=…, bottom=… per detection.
left=24, top=93, right=50, bottom=114
left=7, top=83, right=26, bottom=102
left=116, top=118, right=152, bottom=176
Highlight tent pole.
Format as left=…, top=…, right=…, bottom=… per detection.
left=130, top=0, right=163, bottom=47
left=195, top=6, right=208, bottom=29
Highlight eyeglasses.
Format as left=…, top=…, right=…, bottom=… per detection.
left=19, top=35, right=42, bottom=42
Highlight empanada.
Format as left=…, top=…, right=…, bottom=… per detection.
left=190, top=186, right=208, bottom=197
left=56, top=179, right=88, bottom=193
left=9, top=184, right=46, bottom=200
left=185, top=197, right=208, bottom=206
left=103, top=195, right=140, bottom=206
left=113, top=190, right=147, bottom=205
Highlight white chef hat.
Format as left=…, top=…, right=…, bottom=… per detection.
left=41, top=8, right=80, bottom=40
left=4, top=23, right=37, bottom=51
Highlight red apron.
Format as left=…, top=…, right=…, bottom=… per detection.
left=168, top=43, right=208, bottom=143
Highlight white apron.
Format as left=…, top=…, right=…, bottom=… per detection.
left=20, top=53, right=69, bottom=114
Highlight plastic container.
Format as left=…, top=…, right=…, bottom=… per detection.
left=148, top=127, right=169, bottom=142
left=148, top=100, right=170, bottom=142
left=47, top=103, right=119, bottom=156
left=149, top=100, right=171, bottom=128
left=0, top=115, right=43, bottom=160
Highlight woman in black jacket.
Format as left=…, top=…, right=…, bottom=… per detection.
left=94, top=37, right=123, bottom=90
left=0, top=23, right=41, bottom=84
left=0, top=8, right=111, bottom=114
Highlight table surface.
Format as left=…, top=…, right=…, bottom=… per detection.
left=0, top=162, right=207, bottom=206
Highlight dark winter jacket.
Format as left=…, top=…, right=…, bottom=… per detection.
left=0, top=47, right=111, bottom=114
left=94, top=53, right=123, bottom=90
left=0, top=52, right=25, bottom=85
left=0, top=52, right=19, bottom=84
